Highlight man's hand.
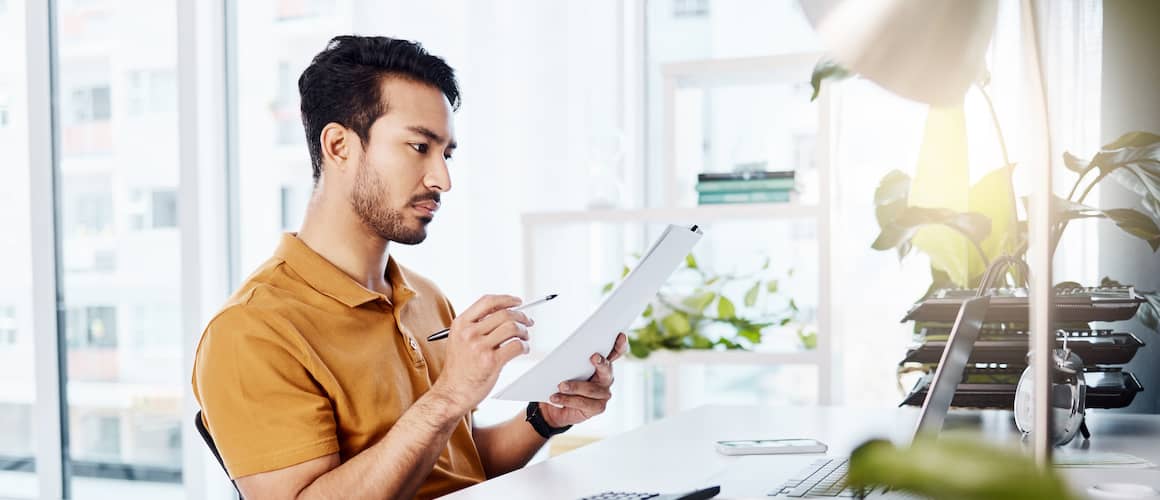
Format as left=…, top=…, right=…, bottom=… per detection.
left=432, top=294, right=533, bottom=413
left=541, top=332, right=628, bottom=428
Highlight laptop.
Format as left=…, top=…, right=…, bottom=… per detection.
left=713, top=296, right=990, bottom=498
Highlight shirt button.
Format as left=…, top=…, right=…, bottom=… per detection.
left=409, top=338, right=419, bottom=350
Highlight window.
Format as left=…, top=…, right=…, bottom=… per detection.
left=126, top=69, right=176, bottom=116
left=65, top=306, right=118, bottom=349
left=151, top=190, right=177, bottom=228
left=672, top=0, right=709, bottom=18
left=0, top=0, right=36, bottom=496
left=54, top=0, right=184, bottom=496
left=69, top=85, right=112, bottom=123
left=280, top=184, right=306, bottom=231
left=0, top=306, right=16, bottom=345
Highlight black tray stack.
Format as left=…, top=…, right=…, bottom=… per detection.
left=898, top=286, right=1147, bottom=410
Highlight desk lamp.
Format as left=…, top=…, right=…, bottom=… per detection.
left=801, top=0, right=1057, bottom=465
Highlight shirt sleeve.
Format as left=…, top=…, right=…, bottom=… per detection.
left=192, top=305, right=339, bottom=478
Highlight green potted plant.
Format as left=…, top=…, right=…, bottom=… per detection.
left=812, top=60, right=1160, bottom=329
left=602, top=254, right=814, bottom=359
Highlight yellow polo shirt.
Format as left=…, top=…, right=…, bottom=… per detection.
left=192, top=233, right=486, bottom=499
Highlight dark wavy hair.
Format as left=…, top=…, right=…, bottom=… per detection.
left=298, top=35, right=460, bottom=183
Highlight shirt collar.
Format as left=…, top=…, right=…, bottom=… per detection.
left=274, top=233, right=415, bottom=309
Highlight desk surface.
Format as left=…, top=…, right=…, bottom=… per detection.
left=441, top=405, right=1160, bottom=499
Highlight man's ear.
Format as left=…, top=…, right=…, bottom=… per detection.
left=320, top=122, right=353, bottom=173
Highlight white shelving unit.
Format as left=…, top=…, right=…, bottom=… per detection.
left=520, top=52, right=836, bottom=418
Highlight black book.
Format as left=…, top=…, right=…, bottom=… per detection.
left=697, top=170, right=795, bottom=182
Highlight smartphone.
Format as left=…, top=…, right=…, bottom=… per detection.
left=714, top=438, right=828, bottom=456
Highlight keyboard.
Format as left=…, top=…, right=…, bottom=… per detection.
left=770, top=458, right=862, bottom=497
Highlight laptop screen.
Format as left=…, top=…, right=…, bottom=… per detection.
left=913, top=295, right=990, bottom=439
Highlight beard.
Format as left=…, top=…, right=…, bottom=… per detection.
left=350, top=159, right=434, bottom=245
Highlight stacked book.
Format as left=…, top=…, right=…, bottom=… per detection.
left=696, top=171, right=794, bottom=205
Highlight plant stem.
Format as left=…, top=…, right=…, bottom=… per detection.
left=1052, top=168, right=1110, bottom=257
left=978, top=83, right=1012, bottom=168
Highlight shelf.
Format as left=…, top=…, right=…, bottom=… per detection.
left=522, top=203, right=819, bottom=226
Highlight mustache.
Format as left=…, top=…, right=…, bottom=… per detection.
left=410, top=192, right=441, bottom=205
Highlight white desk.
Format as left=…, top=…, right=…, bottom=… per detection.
left=441, top=405, right=1160, bottom=499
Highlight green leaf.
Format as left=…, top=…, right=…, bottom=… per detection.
left=968, top=165, right=1017, bottom=283
left=714, top=337, right=742, bottom=350
left=761, top=256, right=771, bottom=270
left=641, top=303, right=653, bottom=318
left=601, top=282, right=614, bottom=294
left=627, top=337, right=651, bottom=359
left=809, top=58, right=851, bottom=101
left=849, top=438, right=1080, bottom=500
left=1053, top=197, right=1160, bottom=252
left=1089, top=133, right=1160, bottom=221
left=789, top=298, right=799, bottom=312
left=685, top=253, right=698, bottom=269
left=744, top=282, right=761, bottom=307
left=871, top=207, right=991, bottom=253
left=1102, top=131, right=1160, bottom=150
left=705, top=276, right=720, bottom=286
left=690, top=333, right=714, bottom=349
left=1143, top=194, right=1160, bottom=219
left=717, top=296, right=736, bottom=319
left=779, top=317, right=792, bottom=326
left=1062, top=151, right=1090, bottom=173
left=766, top=280, right=779, bottom=293
left=661, top=312, right=692, bottom=337
left=737, top=328, right=762, bottom=344
left=682, top=291, right=717, bottom=313
left=621, top=265, right=631, bottom=278
left=874, top=170, right=912, bottom=228
left=1100, top=276, right=1127, bottom=288
left=797, top=330, right=817, bottom=350
left=1104, top=208, right=1160, bottom=251
left=908, top=106, right=974, bottom=287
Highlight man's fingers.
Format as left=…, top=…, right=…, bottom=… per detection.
left=459, top=294, right=522, bottom=323
left=606, top=332, right=628, bottom=362
left=497, top=337, right=530, bottom=363
left=557, top=380, right=611, bottom=400
left=548, top=393, right=606, bottom=415
left=485, top=321, right=529, bottom=348
left=587, top=353, right=614, bottom=385
left=475, top=309, right=533, bottom=337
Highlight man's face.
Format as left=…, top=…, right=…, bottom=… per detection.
left=349, top=78, right=456, bottom=245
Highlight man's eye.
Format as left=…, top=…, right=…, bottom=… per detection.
left=410, top=143, right=429, bottom=154
left=444, top=153, right=454, bottom=161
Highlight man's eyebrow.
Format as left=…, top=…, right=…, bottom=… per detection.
left=407, top=125, right=456, bottom=149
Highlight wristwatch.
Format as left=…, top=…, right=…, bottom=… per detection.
left=525, top=402, right=572, bottom=438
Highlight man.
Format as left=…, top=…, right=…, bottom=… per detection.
left=192, top=35, right=627, bottom=499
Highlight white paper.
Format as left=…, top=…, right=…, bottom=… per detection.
left=495, top=224, right=703, bottom=402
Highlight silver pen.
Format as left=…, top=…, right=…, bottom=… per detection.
left=426, top=294, right=558, bottom=342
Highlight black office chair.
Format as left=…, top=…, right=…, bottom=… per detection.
left=194, top=410, right=244, bottom=498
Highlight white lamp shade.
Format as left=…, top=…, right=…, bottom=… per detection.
left=802, top=0, right=998, bottom=105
